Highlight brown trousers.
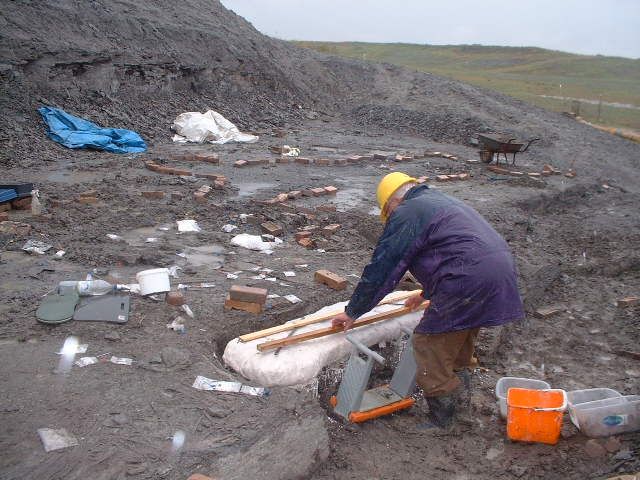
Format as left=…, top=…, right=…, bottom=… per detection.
left=412, top=328, right=480, bottom=397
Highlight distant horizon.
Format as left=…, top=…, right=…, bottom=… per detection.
left=221, top=0, right=640, bottom=60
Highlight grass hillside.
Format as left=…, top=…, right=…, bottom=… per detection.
left=294, top=42, right=640, bottom=130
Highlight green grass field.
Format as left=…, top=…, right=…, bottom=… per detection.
left=294, top=42, right=640, bottom=130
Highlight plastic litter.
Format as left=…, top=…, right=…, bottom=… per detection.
left=221, top=224, right=238, bottom=233
left=75, top=357, right=99, bottom=367
left=59, top=279, right=119, bottom=296
left=22, top=239, right=52, bottom=255
left=265, top=277, right=277, bottom=282
left=53, top=250, right=66, bottom=259
left=106, top=233, right=123, bottom=241
left=38, top=428, right=78, bottom=452
left=226, top=273, right=239, bottom=279
left=177, top=219, right=201, bottom=233
left=168, top=265, right=182, bottom=278
left=192, top=375, right=269, bottom=396
left=110, top=356, right=133, bottom=365
left=171, top=110, right=258, bottom=144
left=283, top=271, right=296, bottom=277
left=136, top=268, right=170, bottom=295
left=181, top=304, right=194, bottom=318
left=230, top=233, right=282, bottom=254
left=167, top=317, right=186, bottom=333
left=267, top=294, right=280, bottom=299
left=281, top=145, right=300, bottom=157
left=38, top=106, right=146, bottom=154
left=284, top=294, right=302, bottom=304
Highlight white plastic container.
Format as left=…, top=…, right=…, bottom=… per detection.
left=495, top=377, right=551, bottom=419
left=136, top=268, right=170, bottom=295
left=567, top=388, right=621, bottom=428
left=568, top=394, right=639, bottom=437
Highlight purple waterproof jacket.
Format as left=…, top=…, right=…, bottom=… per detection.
left=345, top=185, right=524, bottom=334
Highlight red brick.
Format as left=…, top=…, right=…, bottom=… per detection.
left=197, top=185, right=212, bottom=195
left=373, top=153, right=388, bottom=160
left=446, top=175, right=459, bottom=181
left=457, top=173, right=470, bottom=181
left=535, top=306, right=561, bottom=318
left=295, top=231, right=312, bottom=241
left=335, top=159, right=347, bottom=166
left=510, top=171, right=524, bottom=176
left=0, top=203, right=11, bottom=212
left=171, top=192, right=184, bottom=201
left=193, top=153, right=219, bottom=164
left=287, top=190, right=302, bottom=199
left=527, top=172, right=541, bottom=178
left=224, top=295, right=263, bottom=314
left=348, top=155, right=362, bottom=163
left=213, top=180, right=225, bottom=190
left=302, top=225, right=319, bottom=232
left=413, top=153, right=425, bottom=159
left=300, top=189, right=313, bottom=197
left=0, top=212, right=8, bottom=221
left=311, top=187, right=327, bottom=196
left=617, top=297, right=639, bottom=308
left=295, top=157, right=312, bottom=165
left=322, top=224, right=340, bottom=237
left=275, top=193, right=289, bottom=203
left=11, top=197, right=32, bottom=210
left=394, top=154, right=412, bottom=162
left=359, top=155, right=373, bottom=161
left=234, top=160, right=248, bottom=168
left=316, top=204, right=337, bottom=213
left=315, top=158, right=331, bottom=166
left=247, top=158, right=267, bottom=166
left=324, top=185, right=338, bottom=195
left=166, top=167, right=192, bottom=176
left=487, top=165, right=510, bottom=175
left=435, top=175, right=450, bottom=182
left=77, top=196, right=97, bottom=205
left=141, top=191, right=165, bottom=199
left=187, top=474, right=215, bottom=480
left=276, top=157, right=291, bottom=164
left=166, top=291, right=186, bottom=306
left=297, top=237, right=316, bottom=249
left=196, top=172, right=224, bottom=181
left=229, top=285, right=267, bottom=304
left=193, top=191, right=207, bottom=203
left=564, top=170, right=577, bottom=178
left=269, top=145, right=284, bottom=154
left=314, top=269, right=347, bottom=291
left=425, top=151, right=441, bottom=157
left=261, top=221, right=283, bottom=236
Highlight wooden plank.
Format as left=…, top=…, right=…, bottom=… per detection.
left=256, top=300, right=429, bottom=352
left=238, top=289, right=422, bottom=343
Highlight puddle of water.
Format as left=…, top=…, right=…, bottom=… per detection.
left=236, top=181, right=276, bottom=198
left=118, top=226, right=163, bottom=247
left=46, top=170, right=102, bottom=184
left=334, top=187, right=367, bottom=210
left=179, top=244, right=225, bottom=269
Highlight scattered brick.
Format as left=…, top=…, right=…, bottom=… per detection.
left=425, top=151, right=442, bottom=157
left=527, top=172, right=541, bottom=178
left=0, top=212, right=8, bottom=221
left=276, top=157, right=291, bottom=164
left=584, top=439, right=607, bottom=458
left=510, top=171, right=524, bottom=176
left=446, top=175, right=460, bottom=181
left=316, top=204, right=337, bottom=213
left=234, top=160, right=248, bottom=168
left=534, top=306, right=561, bottom=319
left=373, top=153, right=388, bottom=160
left=311, top=187, right=327, bottom=196
left=187, top=474, right=215, bottom=480
left=11, top=197, right=32, bottom=210
left=360, top=155, right=374, bottom=161
left=335, top=158, right=347, bottom=166
left=295, top=231, right=312, bottom=241
left=275, top=193, right=289, bottom=202
left=295, top=157, right=312, bottom=165
left=77, top=196, right=97, bottom=205
left=466, top=159, right=480, bottom=164
left=166, top=291, right=186, bottom=306
left=394, top=154, right=413, bottom=162
left=324, top=185, right=338, bottom=195
left=261, top=221, right=283, bottom=237
left=287, top=190, right=302, bottom=199
left=193, top=191, right=207, bottom=203
left=247, top=158, right=267, bottom=166
left=196, top=172, right=224, bottom=181
left=564, top=170, right=577, bottom=178
left=193, top=153, right=219, bottom=164
left=0, top=203, right=11, bottom=212
left=413, top=153, right=425, bottom=159
left=436, top=175, right=450, bottom=182
left=487, top=165, right=510, bottom=175
left=297, top=237, right=316, bottom=249
left=171, top=192, right=184, bottom=201
left=141, top=191, right=165, bottom=199
left=302, top=225, right=319, bottom=232
left=229, top=285, right=267, bottom=304
left=197, top=185, right=212, bottom=195
left=617, top=297, right=639, bottom=308
left=300, top=189, right=313, bottom=197
left=416, top=176, right=429, bottom=184
left=269, top=145, right=284, bottom=154
left=315, top=269, right=347, bottom=291
left=224, top=295, right=264, bottom=314
left=348, top=156, right=362, bottom=163
left=315, top=158, right=331, bottom=166
left=322, top=224, right=341, bottom=237
left=166, top=167, right=193, bottom=176
left=457, top=173, right=470, bottom=180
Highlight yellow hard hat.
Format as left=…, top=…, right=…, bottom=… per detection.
left=376, top=172, right=416, bottom=223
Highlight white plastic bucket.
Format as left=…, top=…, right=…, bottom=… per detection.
left=136, top=268, right=170, bottom=295
left=495, top=377, right=551, bottom=419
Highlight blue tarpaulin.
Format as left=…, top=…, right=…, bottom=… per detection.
left=38, top=106, right=147, bottom=154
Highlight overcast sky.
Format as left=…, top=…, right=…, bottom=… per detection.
left=220, top=0, right=640, bottom=59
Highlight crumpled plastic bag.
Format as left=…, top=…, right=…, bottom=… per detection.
left=230, top=234, right=282, bottom=254
left=171, top=110, right=258, bottom=144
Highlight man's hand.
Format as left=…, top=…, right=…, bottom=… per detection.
left=331, top=312, right=355, bottom=331
left=404, top=292, right=424, bottom=310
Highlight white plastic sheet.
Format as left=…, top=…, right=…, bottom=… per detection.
left=172, top=110, right=258, bottom=144
left=230, top=233, right=282, bottom=254
left=222, top=291, right=423, bottom=386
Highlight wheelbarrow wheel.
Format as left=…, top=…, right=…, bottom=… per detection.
left=479, top=150, right=493, bottom=163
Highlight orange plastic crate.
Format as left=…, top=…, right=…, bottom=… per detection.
left=507, top=388, right=567, bottom=445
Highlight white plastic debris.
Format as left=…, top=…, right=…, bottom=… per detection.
left=171, top=430, right=186, bottom=452
left=106, top=234, right=123, bottom=241
left=53, top=250, right=66, bottom=259
left=226, top=273, right=239, bottom=280
left=284, top=294, right=302, bottom=304
left=110, top=356, right=133, bottom=365
left=145, top=237, right=159, bottom=243
left=267, top=294, right=280, bottom=299
left=177, top=219, right=201, bottom=233
left=121, top=283, right=141, bottom=294
left=75, top=357, right=98, bottom=367
left=192, top=375, right=268, bottom=396
left=295, top=264, right=308, bottom=268
left=167, top=318, right=186, bottom=333
left=57, top=344, right=88, bottom=355
left=281, top=145, right=300, bottom=157
left=279, top=282, right=290, bottom=287
left=265, top=277, right=277, bottom=282
left=171, top=110, right=259, bottom=144
left=168, top=265, right=182, bottom=278
left=181, top=304, right=194, bottom=318
left=230, top=234, right=282, bottom=253
left=260, top=268, right=274, bottom=273
left=221, top=224, right=238, bottom=233
left=251, top=274, right=266, bottom=280
left=316, top=249, right=326, bottom=253
left=38, top=428, right=78, bottom=452
left=22, top=239, right=52, bottom=255
left=283, top=271, right=296, bottom=277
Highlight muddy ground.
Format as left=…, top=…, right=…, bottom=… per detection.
left=1, top=119, right=639, bottom=479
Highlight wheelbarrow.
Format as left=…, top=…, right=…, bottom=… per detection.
left=478, top=134, right=540, bottom=166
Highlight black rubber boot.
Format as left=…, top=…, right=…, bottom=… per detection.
left=416, top=394, right=457, bottom=430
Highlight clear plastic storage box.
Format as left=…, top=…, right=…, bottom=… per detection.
left=495, top=377, right=551, bottom=419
